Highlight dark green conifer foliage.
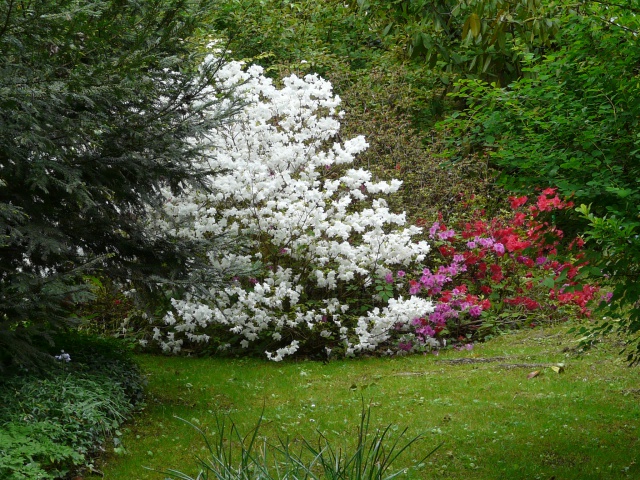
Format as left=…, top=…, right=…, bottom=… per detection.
left=0, top=0, right=240, bottom=369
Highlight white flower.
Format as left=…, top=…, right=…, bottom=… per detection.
left=54, top=351, right=71, bottom=362
left=150, top=56, right=432, bottom=360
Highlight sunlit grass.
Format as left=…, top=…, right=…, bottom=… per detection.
left=91, top=323, right=640, bottom=479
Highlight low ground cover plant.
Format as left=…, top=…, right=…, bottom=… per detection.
left=0, top=335, right=145, bottom=480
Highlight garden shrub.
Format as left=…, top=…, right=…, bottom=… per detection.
left=437, top=3, right=640, bottom=361
left=146, top=55, right=599, bottom=360
left=361, top=0, right=565, bottom=86
left=0, top=0, right=245, bottom=371
left=50, top=332, right=147, bottom=404
left=0, top=335, right=145, bottom=479
left=151, top=57, right=433, bottom=359
left=0, top=422, right=84, bottom=480
left=394, top=189, right=600, bottom=352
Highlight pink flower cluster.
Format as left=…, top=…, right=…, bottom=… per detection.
left=396, top=188, right=600, bottom=351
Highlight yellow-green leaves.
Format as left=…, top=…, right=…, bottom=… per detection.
left=462, top=13, right=482, bottom=41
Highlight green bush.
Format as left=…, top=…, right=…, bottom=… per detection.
left=0, top=422, right=84, bottom=480
left=0, top=336, right=145, bottom=479
left=50, top=332, right=147, bottom=403
left=0, top=0, right=243, bottom=371
left=363, top=0, right=565, bottom=86
left=436, top=3, right=640, bottom=361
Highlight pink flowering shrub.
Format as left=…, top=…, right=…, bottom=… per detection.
left=389, top=188, right=600, bottom=352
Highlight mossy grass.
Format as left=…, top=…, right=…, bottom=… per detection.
left=91, top=323, right=640, bottom=479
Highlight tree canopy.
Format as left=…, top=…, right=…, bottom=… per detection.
left=0, top=0, right=241, bottom=368
left=436, top=1, right=640, bottom=361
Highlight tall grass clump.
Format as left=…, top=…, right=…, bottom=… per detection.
left=157, top=405, right=438, bottom=480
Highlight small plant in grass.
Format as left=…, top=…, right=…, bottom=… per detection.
left=298, top=405, right=439, bottom=480
left=155, top=406, right=438, bottom=480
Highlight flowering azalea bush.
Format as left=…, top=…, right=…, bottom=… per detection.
left=151, top=57, right=433, bottom=359
left=387, top=188, right=601, bottom=352
left=146, top=56, right=600, bottom=360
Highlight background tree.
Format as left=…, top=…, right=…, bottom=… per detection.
left=359, top=0, right=565, bottom=86
left=0, top=0, right=242, bottom=369
left=437, top=1, right=640, bottom=361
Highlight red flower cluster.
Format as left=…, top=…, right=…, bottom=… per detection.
left=550, top=284, right=599, bottom=316
left=404, top=188, right=599, bottom=344
left=534, top=188, right=574, bottom=213
left=504, top=296, right=541, bottom=311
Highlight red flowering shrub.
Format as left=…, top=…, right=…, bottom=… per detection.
left=393, top=189, right=599, bottom=351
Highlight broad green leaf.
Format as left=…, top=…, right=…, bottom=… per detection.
left=541, top=276, right=555, bottom=288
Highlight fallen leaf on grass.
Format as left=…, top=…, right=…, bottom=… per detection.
left=527, top=371, right=540, bottom=379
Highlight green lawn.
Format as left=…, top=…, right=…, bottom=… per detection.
left=91, top=324, right=640, bottom=479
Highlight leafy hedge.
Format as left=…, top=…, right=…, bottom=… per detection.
left=437, top=4, right=640, bottom=362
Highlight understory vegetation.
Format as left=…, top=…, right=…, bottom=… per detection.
left=1, top=0, right=639, bottom=478
left=0, top=335, right=145, bottom=479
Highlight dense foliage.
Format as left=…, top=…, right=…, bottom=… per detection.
left=0, top=335, right=145, bottom=479
left=2, top=0, right=636, bottom=366
left=361, top=0, right=565, bottom=85
left=152, top=59, right=433, bottom=359
left=373, top=189, right=590, bottom=352
left=438, top=2, right=640, bottom=361
left=2, top=1, right=637, bottom=478
left=0, top=0, right=243, bottom=369
left=145, top=57, right=599, bottom=360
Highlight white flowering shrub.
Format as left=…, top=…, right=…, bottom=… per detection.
left=153, top=58, right=433, bottom=359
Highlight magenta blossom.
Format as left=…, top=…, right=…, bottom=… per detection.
left=477, top=237, right=494, bottom=248
left=429, top=221, right=440, bottom=238
left=469, top=305, right=482, bottom=317
left=438, top=229, right=455, bottom=240
left=416, top=325, right=436, bottom=338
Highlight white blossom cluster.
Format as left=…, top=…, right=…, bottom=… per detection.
left=54, top=350, right=71, bottom=362
left=154, top=58, right=433, bottom=359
